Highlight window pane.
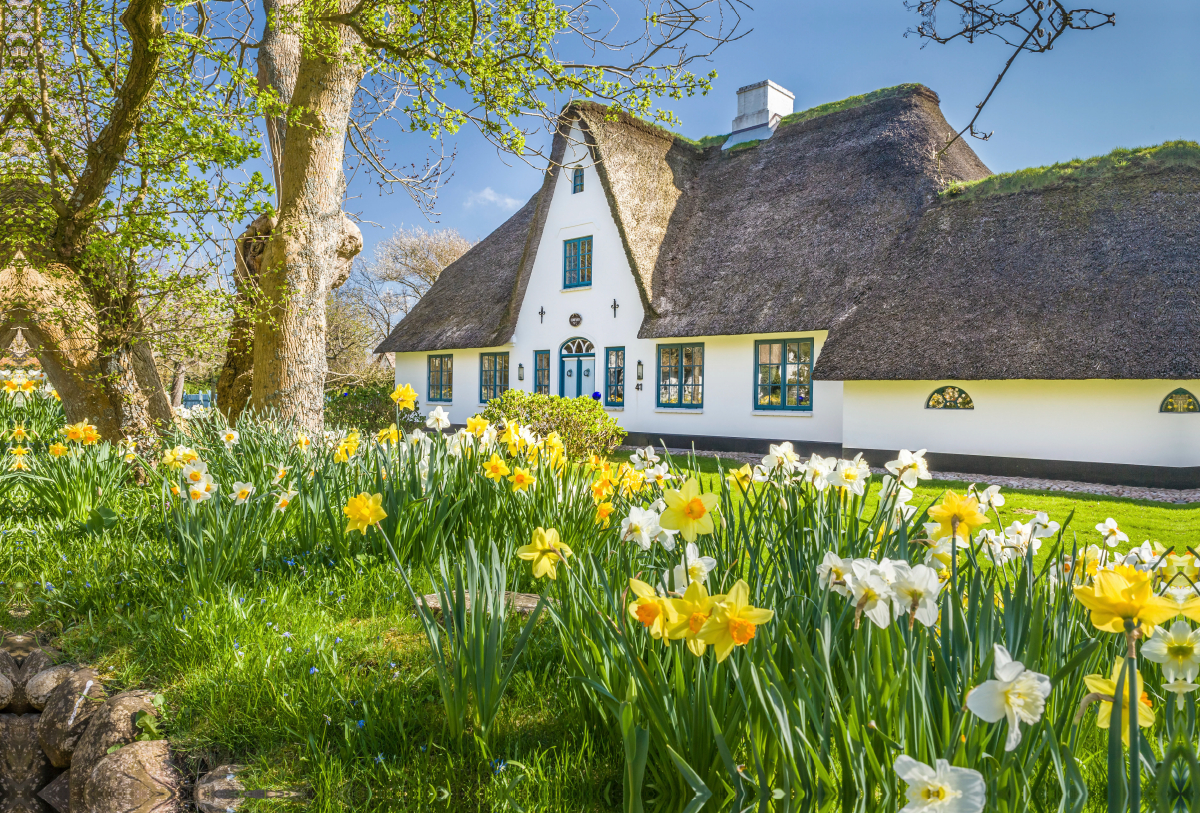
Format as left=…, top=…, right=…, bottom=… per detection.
left=659, top=347, right=679, bottom=405
left=580, top=237, right=592, bottom=285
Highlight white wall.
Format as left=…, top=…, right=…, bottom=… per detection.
left=394, top=125, right=843, bottom=446
left=843, top=379, right=1200, bottom=468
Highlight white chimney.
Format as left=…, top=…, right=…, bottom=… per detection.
left=731, top=80, right=794, bottom=133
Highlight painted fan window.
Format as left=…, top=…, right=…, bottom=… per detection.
left=754, top=339, right=813, bottom=411
left=563, top=237, right=593, bottom=288
left=479, top=352, right=509, bottom=403
left=926, top=386, right=974, bottom=410
left=657, top=343, right=704, bottom=408
left=1160, top=388, right=1199, bottom=413
left=605, top=347, right=625, bottom=406
left=427, top=355, right=453, bottom=403
left=534, top=351, right=551, bottom=395
left=572, top=167, right=584, bottom=193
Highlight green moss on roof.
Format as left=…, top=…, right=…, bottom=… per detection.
left=777, top=84, right=925, bottom=129
left=726, top=139, right=762, bottom=153
left=943, top=140, right=1200, bottom=201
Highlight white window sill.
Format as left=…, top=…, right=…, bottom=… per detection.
left=428, top=402, right=453, bottom=407
left=561, top=285, right=592, bottom=293
left=752, top=410, right=814, bottom=417
left=655, top=408, right=703, bottom=414
left=604, top=406, right=624, bottom=412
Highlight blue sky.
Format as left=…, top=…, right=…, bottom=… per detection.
left=338, top=0, right=1199, bottom=256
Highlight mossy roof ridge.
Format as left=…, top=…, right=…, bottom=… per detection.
left=943, top=140, right=1200, bottom=202
left=777, top=83, right=928, bottom=130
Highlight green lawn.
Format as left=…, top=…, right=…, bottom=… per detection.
left=683, top=453, right=1200, bottom=551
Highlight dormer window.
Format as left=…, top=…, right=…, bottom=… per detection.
left=572, top=167, right=584, bottom=193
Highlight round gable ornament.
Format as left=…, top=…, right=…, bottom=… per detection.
left=569, top=313, right=582, bottom=327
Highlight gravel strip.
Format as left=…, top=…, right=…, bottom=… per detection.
left=617, top=446, right=1200, bottom=505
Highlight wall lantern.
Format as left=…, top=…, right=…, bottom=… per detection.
left=517, top=363, right=524, bottom=381
left=636, top=360, right=644, bottom=380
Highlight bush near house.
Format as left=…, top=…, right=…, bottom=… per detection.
left=481, top=390, right=626, bottom=458
left=325, top=381, right=421, bottom=433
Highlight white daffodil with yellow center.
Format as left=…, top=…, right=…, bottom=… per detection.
left=885, top=449, right=930, bottom=489
left=829, top=454, right=870, bottom=496
left=894, top=756, right=986, bottom=813
left=1142, top=620, right=1200, bottom=683
left=1094, top=517, right=1128, bottom=548
left=666, top=542, right=717, bottom=593
left=965, top=644, right=1052, bottom=751
left=890, top=564, right=943, bottom=629
left=181, top=460, right=209, bottom=486
left=848, top=559, right=893, bottom=629
left=229, top=482, right=256, bottom=505
left=816, top=551, right=854, bottom=598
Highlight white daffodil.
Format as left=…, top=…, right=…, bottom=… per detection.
left=1142, top=620, right=1200, bottom=683
left=977, top=529, right=1010, bottom=566
left=925, top=535, right=968, bottom=569
left=181, top=459, right=209, bottom=486
left=894, top=756, right=986, bottom=813
left=188, top=475, right=219, bottom=504
left=829, top=454, right=871, bottom=496
left=890, top=564, right=943, bottom=629
left=816, top=551, right=854, bottom=598
left=654, top=526, right=679, bottom=551
left=426, top=406, right=451, bottom=431
left=971, top=484, right=1005, bottom=511
left=408, top=428, right=427, bottom=446
left=270, top=463, right=289, bottom=485
left=892, top=485, right=917, bottom=521
left=848, top=559, right=894, bottom=629
left=885, top=449, right=930, bottom=489
left=1164, top=678, right=1200, bottom=711
left=666, top=542, right=717, bottom=593
left=274, top=488, right=299, bottom=513
left=229, top=482, right=256, bottom=505
left=1095, top=517, right=1128, bottom=548
left=221, top=429, right=240, bottom=448
left=646, top=463, right=675, bottom=488
left=1003, top=515, right=1058, bottom=559
left=620, top=506, right=662, bottom=551
left=629, top=446, right=660, bottom=471
left=802, top=454, right=835, bottom=491
left=965, top=644, right=1052, bottom=751
left=762, top=442, right=800, bottom=473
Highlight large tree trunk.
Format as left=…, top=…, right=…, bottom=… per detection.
left=216, top=213, right=275, bottom=424
left=169, top=360, right=186, bottom=408
left=248, top=21, right=363, bottom=432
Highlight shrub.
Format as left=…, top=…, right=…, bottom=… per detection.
left=481, top=390, right=626, bottom=458
left=324, top=382, right=420, bottom=434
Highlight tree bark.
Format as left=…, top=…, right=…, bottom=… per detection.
left=216, top=213, right=274, bottom=424
left=169, top=360, right=185, bottom=408
left=249, top=20, right=363, bottom=432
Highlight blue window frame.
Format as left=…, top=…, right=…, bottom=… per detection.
left=479, top=352, right=509, bottom=403
left=572, top=167, right=584, bottom=193
left=605, top=347, right=625, bottom=406
left=657, top=343, right=703, bottom=408
left=563, top=236, right=593, bottom=289
left=534, top=350, right=551, bottom=395
left=427, top=354, right=453, bottom=402
left=754, top=339, right=813, bottom=411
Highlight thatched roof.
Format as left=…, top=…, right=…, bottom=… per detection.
left=377, top=85, right=1200, bottom=380
left=813, top=161, right=1200, bottom=380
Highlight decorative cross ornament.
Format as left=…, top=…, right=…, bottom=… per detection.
left=611, top=298, right=619, bottom=318
left=538, top=306, right=546, bottom=324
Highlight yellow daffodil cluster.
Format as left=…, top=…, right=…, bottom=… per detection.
left=162, top=445, right=199, bottom=470
left=344, top=492, right=388, bottom=534
left=627, top=578, right=773, bottom=662
left=62, top=421, right=100, bottom=445
left=334, top=430, right=361, bottom=463
left=390, top=383, right=417, bottom=410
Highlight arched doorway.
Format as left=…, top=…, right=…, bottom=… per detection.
left=559, top=337, right=596, bottom=398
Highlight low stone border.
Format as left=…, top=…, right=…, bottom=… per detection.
left=617, top=445, right=1200, bottom=505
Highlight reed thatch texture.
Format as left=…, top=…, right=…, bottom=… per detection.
left=813, top=167, right=1200, bottom=380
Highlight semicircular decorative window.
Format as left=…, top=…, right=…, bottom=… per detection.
left=1160, top=388, right=1199, bottom=413
left=926, top=385, right=974, bottom=410
left=561, top=338, right=594, bottom=355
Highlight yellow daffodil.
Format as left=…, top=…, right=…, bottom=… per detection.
left=466, top=415, right=489, bottom=437
left=1, top=380, right=17, bottom=395
left=295, top=432, right=311, bottom=451
left=9, top=424, right=29, bottom=442
left=595, top=501, right=614, bottom=528
left=697, top=580, right=774, bottom=662
left=10, top=457, right=29, bottom=471
left=927, top=491, right=989, bottom=541
left=48, top=442, right=68, bottom=458
left=499, top=423, right=522, bottom=455
left=1083, top=658, right=1154, bottom=746
left=516, top=527, right=572, bottom=580
left=390, top=383, right=417, bottom=410
left=8, top=446, right=28, bottom=457
left=344, top=492, right=387, bottom=534
left=482, top=453, right=511, bottom=482
left=376, top=424, right=400, bottom=445
left=585, top=454, right=605, bottom=472
left=334, top=430, right=360, bottom=463
left=627, top=578, right=677, bottom=640
left=509, top=467, right=536, bottom=492
left=660, top=477, right=720, bottom=543
left=591, top=476, right=615, bottom=504
left=1164, top=551, right=1200, bottom=581
left=726, top=464, right=753, bottom=492
left=667, top=579, right=724, bottom=656
left=1073, top=564, right=1183, bottom=635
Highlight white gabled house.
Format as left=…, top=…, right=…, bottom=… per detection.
left=377, top=82, right=1200, bottom=489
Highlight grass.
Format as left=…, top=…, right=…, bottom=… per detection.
left=943, top=140, right=1200, bottom=201
left=685, top=453, right=1200, bottom=553
left=776, top=83, right=923, bottom=129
